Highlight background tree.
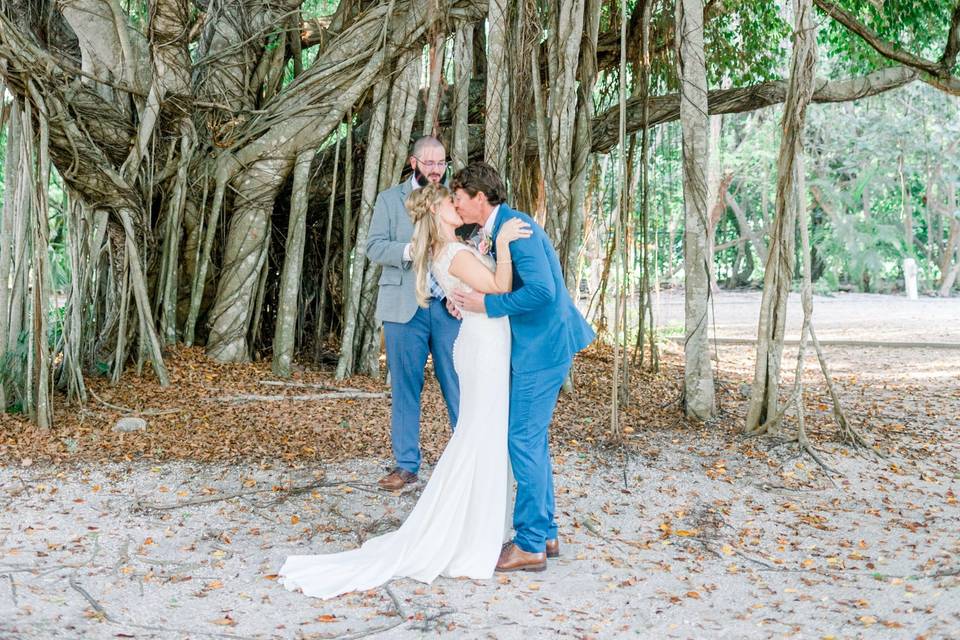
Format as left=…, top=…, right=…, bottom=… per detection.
left=0, top=0, right=956, bottom=432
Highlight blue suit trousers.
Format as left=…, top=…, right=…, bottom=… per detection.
left=509, top=360, right=571, bottom=553
left=382, top=298, right=460, bottom=474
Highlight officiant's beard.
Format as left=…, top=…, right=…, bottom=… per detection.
left=414, top=167, right=443, bottom=186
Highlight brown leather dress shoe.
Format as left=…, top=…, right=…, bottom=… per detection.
left=495, top=542, right=546, bottom=572
left=545, top=538, right=559, bottom=559
left=377, top=468, right=418, bottom=491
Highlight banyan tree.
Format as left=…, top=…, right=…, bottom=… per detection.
left=0, top=0, right=956, bottom=428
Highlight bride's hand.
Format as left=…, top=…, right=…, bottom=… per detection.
left=496, top=218, right=532, bottom=246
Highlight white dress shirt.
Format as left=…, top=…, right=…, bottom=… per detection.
left=483, top=204, right=501, bottom=239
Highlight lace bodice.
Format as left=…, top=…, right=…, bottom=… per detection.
left=431, top=242, right=495, bottom=298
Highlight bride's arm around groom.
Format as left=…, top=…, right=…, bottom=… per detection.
left=450, top=165, right=594, bottom=375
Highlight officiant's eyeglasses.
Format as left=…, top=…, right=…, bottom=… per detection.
left=414, top=157, right=448, bottom=171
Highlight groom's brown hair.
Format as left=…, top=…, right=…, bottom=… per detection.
left=450, top=162, right=507, bottom=205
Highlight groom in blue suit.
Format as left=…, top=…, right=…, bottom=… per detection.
left=450, top=162, right=594, bottom=572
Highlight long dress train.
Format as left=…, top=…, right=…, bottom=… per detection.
left=279, top=243, right=511, bottom=599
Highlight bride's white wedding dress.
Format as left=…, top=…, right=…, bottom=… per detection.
left=279, top=243, right=511, bottom=599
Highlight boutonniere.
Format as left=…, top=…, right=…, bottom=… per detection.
left=469, top=229, right=493, bottom=256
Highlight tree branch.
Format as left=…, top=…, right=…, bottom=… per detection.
left=941, top=1, right=960, bottom=70
left=812, top=0, right=942, bottom=75
left=591, top=65, right=917, bottom=153
left=813, top=0, right=960, bottom=95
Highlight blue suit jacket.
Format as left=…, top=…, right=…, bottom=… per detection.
left=485, top=204, right=595, bottom=373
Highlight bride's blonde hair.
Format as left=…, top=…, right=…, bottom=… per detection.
left=407, top=183, right=453, bottom=308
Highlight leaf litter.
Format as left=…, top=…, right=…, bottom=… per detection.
left=0, top=337, right=957, bottom=638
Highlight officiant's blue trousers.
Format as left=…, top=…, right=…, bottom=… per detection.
left=383, top=298, right=460, bottom=475
left=509, top=360, right=570, bottom=554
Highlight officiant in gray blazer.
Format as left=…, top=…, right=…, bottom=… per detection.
left=365, top=136, right=461, bottom=491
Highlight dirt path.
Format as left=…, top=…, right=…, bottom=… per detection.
left=1, top=440, right=957, bottom=639
left=1, top=293, right=958, bottom=639
left=653, top=289, right=960, bottom=343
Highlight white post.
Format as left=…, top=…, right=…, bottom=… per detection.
left=903, top=258, right=918, bottom=300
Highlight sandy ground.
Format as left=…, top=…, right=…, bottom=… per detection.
left=2, top=292, right=958, bottom=640
left=652, top=289, right=960, bottom=343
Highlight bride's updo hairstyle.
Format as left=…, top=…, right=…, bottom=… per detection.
left=407, top=183, right=452, bottom=308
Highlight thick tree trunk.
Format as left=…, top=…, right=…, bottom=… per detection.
left=705, top=116, right=725, bottom=291
left=562, top=0, right=602, bottom=289
left=484, top=0, right=510, bottom=173
left=0, top=99, right=23, bottom=410
left=337, top=78, right=389, bottom=380
left=540, top=0, right=586, bottom=248
left=745, top=0, right=819, bottom=435
left=677, top=0, right=716, bottom=420
left=26, top=100, right=54, bottom=428
left=422, top=35, right=445, bottom=137
left=206, top=159, right=286, bottom=362
left=451, top=23, right=474, bottom=171
left=273, top=151, right=313, bottom=377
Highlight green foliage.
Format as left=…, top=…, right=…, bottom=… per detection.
left=300, top=0, right=340, bottom=19
left=0, top=330, right=28, bottom=414
left=0, top=304, right=66, bottom=413
left=805, top=81, right=960, bottom=290
left=704, top=1, right=790, bottom=86
left=818, top=0, right=960, bottom=77
left=627, top=77, right=959, bottom=294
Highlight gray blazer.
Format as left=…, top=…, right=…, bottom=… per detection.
left=366, top=180, right=419, bottom=324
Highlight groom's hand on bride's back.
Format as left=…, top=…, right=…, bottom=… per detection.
left=451, top=289, right=485, bottom=314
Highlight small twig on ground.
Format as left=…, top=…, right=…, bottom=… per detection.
left=88, top=387, right=183, bottom=416
left=132, top=479, right=333, bottom=512
left=0, top=563, right=69, bottom=576
left=579, top=516, right=645, bottom=558
left=69, top=575, right=112, bottom=621
left=259, top=379, right=372, bottom=394
left=385, top=583, right=407, bottom=618
left=209, top=391, right=387, bottom=403
left=349, top=481, right=396, bottom=497
left=308, top=583, right=411, bottom=640
left=755, top=482, right=827, bottom=494
left=411, top=607, right=456, bottom=632
left=71, top=574, right=271, bottom=639
left=4, top=574, right=17, bottom=606
left=923, top=566, right=960, bottom=579
left=332, top=619, right=408, bottom=640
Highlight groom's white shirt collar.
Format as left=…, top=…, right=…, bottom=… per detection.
left=409, top=175, right=420, bottom=190
left=483, top=205, right=501, bottom=237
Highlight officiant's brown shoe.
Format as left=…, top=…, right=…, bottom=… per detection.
left=546, top=538, right=559, bottom=559
left=378, top=468, right=417, bottom=491
left=496, top=542, right=546, bottom=572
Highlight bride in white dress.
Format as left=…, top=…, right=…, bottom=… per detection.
left=279, top=183, right=531, bottom=599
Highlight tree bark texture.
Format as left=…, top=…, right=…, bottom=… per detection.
left=745, top=0, right=819, bottom=435
left=0, top=0, right=932, bottom=426
left=484, top=0, right=510, bottom=174
left=677, top=0, right=716, bottom=420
